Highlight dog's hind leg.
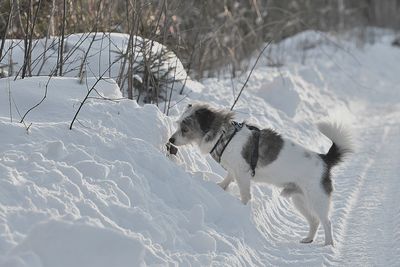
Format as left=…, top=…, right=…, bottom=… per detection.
left=308, top=187, right=334, bottom=246
left=218, top=173, right=233, bottom=190
left=320, top=217, right=333, bottom=246
left=292, top=194, right=319, bottom=243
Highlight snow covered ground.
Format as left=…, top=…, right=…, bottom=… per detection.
left=0, top=29, right=399, bottom=266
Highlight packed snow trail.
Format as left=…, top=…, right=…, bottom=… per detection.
left=331, top=105, right=400, bottom=266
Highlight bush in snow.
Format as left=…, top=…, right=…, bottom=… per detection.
left=0, top=33, right=187, bottom=106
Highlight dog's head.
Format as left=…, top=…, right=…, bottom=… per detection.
left=168, top=103, right=233, bottom=148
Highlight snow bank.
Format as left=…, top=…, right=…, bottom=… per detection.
left=0, top=76, right=267, bottom=266
left=3, top=221, right=145, bottom=267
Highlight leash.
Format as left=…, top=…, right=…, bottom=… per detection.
left=210, top=121, right=260, bottom=177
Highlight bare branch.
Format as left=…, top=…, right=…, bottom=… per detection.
left=69, top=59, right=120, bottom=130
left=19, top=72, right=52, bottom=123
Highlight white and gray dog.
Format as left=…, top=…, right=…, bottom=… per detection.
left=168, top=103, right=352, bottom=246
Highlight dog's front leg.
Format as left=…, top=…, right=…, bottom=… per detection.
left=217, top=173, right=233, bottom=190
left=236, top=175, right=251, bottom=205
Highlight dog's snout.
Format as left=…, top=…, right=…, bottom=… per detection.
left=169, top=137, right=175, bottom=144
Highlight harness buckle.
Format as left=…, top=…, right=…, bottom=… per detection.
left=231, top=121, right=244, bottom=130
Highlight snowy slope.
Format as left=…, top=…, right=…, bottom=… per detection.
left=1, top=30, right=400, bottom=266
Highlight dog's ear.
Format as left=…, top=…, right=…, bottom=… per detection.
left=195, top=108, right=215, bottom=133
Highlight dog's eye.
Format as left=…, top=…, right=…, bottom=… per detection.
left=181, top=127, right=189, bottom=134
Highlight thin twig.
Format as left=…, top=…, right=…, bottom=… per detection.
left=69, top=59, right=119, bottom=130
left=10, top=94, right=30, bottom=130
left=20, top=71, right=53, bottom=123
left=166, top=57, right=179, bottom=115
left=7, top=78, right=13, bottom=122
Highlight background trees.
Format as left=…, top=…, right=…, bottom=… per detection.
left=1, top=0, right=399, bottom=78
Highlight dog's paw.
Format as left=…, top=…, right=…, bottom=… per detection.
left=240, top=196, right=251, bottom=205
left=217, top=181, right=228, bottom=190
left=300, top=237, right=313, bottom=244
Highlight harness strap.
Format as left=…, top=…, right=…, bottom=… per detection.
left=218, top=126, right=239, bottom=161
left=210, top=121, right=260, bottom=177
left=247, top=125, right=261, bottom=177
left=210, top=121, right=243, bottom=163
left=209, top=134, right=224, bottom=156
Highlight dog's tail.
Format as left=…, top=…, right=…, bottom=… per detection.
left=317, top=122, right=353, bottom=167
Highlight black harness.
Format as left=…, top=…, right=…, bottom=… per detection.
left=210, top=121, right=260, bottom=177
